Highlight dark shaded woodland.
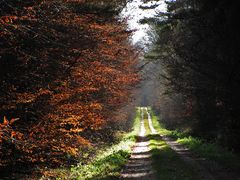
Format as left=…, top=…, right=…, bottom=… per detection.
left=1, top=0, right=240, bottom=178
left=0, top=0, right=138, bottom=174
left=149, top=0, right=240, bottom=151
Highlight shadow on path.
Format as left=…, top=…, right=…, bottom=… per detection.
left=120, top=136, right=156, bottom=180
left=161, top=135, right=240, bottom=180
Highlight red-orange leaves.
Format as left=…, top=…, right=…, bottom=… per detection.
left=0, top=0, right=139, bottom=168
left=3, top=116, right=8, bottom=125
left=0, top=16, right=17, bottom=24
left=0, top=116, right=21, bottom=143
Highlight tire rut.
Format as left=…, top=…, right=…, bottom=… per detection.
left=120, top=108, right=156, bottom=180
left=121, top=107, right=240, bottom=180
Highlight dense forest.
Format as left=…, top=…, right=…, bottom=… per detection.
left=0, top=0, right=139, bottom=174
left=1, top=0, right=240, bottom=179
left=148, top=0, right=240, bottom=151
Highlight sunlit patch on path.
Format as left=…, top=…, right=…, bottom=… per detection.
left=120, top=107, right=156, bottom=179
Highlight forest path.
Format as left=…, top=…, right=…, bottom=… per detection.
left=120, top=107, right=240, bottom=180
left=120, top=107, right=156, bottom=179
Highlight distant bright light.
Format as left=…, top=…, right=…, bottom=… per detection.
left=119, top=0, right=167, bottom=49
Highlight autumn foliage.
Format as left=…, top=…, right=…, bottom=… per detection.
left=0, top=0, right=138, bottom=169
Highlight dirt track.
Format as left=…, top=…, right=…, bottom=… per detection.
left=120, top=107, right=240, bottom=180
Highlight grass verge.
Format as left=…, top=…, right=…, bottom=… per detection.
left=150, top=109, right=240, bottom=173
left=41, top=108, right=141, bottom=180
left=68, top=109, right=142, bottom=180
left=148, top=109, right=198, bottom=180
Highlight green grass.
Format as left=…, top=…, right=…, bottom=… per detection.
left=148, top=109, right=199, bottom=180
left=149, top=110, right=186, bottom=139
left=41, top=107, right=240, bottom=179
left=177, top=136, right=240, bottom=171
left=64, top=108, right=141, bottom=180
left=150, top=109, right=240, bottom=173
left=150, top=138, right=199, bottom=180
left=143, top=114, right=151, bottom=135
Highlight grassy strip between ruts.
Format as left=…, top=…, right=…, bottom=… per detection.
left=146, top=108, right=199, bottom=180
left=56, top=108, right=141, bottom=180
left=149, top=109, right=240, bottom=173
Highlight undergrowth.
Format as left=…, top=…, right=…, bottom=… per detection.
left=150, top=109, right=240, bottom=172
left=148, top=109, right=198, bottom=179
left=41, top=108, right=141, bottom=179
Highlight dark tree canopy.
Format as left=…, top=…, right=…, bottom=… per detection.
left=148, top=0, right=240, bottom=151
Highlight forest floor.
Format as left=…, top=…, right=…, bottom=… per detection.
left=6, top=107, right=240, bottom=179
left=120, top=107, right=240, bottom=180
